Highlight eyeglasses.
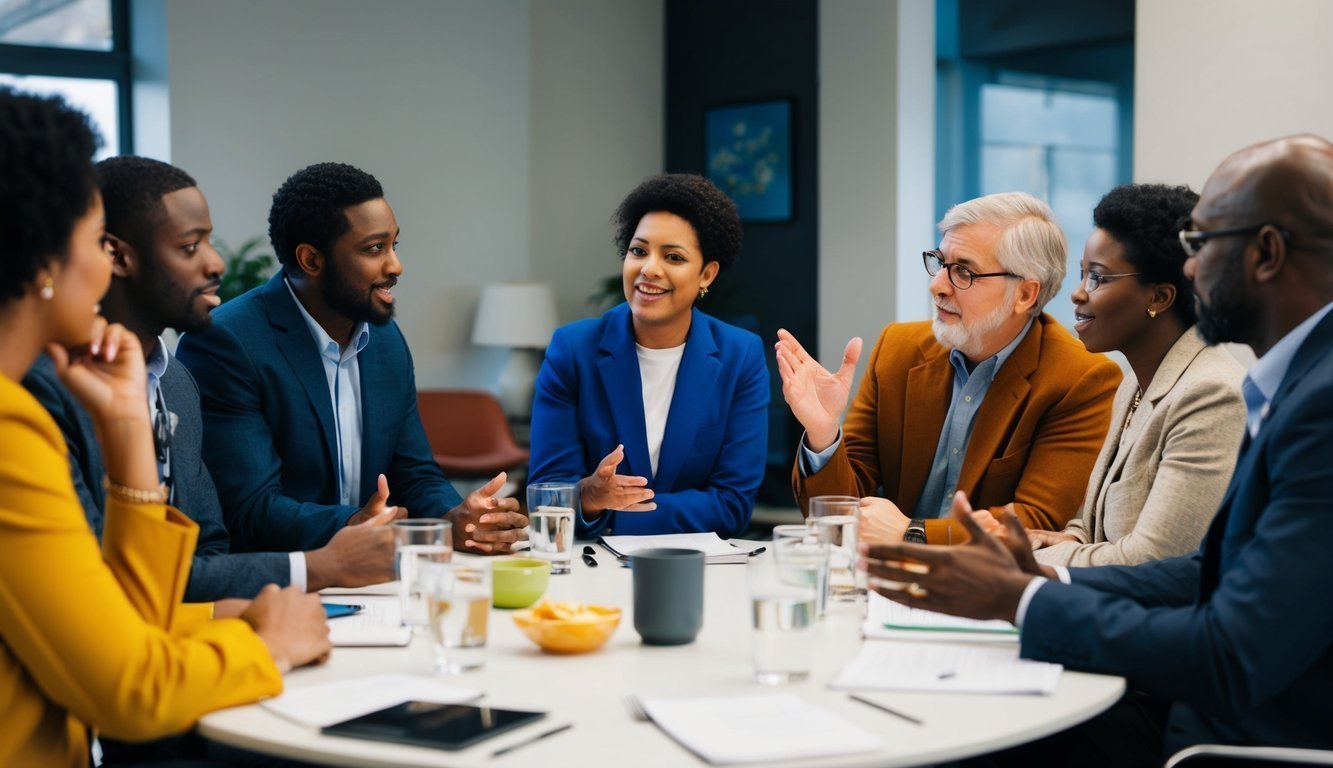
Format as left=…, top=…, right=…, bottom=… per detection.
left=1079, top=269, right=1144, bottom=293
left=922, top=250, right=1022, bottom=290
left=1178, top=223, right=1290, bottom=257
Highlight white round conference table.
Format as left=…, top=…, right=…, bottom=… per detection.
left=198, top=549, right=1124, bottom=767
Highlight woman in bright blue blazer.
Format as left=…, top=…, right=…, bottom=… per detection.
left=528, top=175, right=769, bottom=538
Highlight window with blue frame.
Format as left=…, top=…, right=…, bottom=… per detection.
left=0, top=0, right=131, bottom=157
left=935, top=0, right=1134, bottom=331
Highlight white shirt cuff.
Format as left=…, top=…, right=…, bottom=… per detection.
left=289, top=551, right=308, bottom=592
left=1053, top=565, right=1072, bottom=584
left=1014, top=575, right=1047, bottom=628
left=798, top=429, right=842, bottom=476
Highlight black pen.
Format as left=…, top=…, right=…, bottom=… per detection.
left=847, top=694, right=924, bottom=726
left=491, top=723, right=573, bottom=758
left=582, top=545, right=598, bottom=568
left=747, top=546, right=766, bottom=557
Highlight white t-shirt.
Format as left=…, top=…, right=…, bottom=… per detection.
left=636, top=342, right=686, bottom=478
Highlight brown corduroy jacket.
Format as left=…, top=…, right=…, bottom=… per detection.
left=793, top=314, right=1122, bottom=543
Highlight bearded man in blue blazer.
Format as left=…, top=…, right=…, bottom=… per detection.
left=862, top=135, right=1333, bottom=764
left=177, top=163, right=527, bottom=554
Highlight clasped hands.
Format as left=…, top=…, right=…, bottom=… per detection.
left=858, top=491, right=1059, bottom=623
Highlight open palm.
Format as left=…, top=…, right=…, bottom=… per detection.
left=775, top=329, right=861, bottom=450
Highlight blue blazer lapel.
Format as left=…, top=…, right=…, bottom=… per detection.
left=357, top=326, right=391, bottom=501
left=597, top=306, right=652, bottom=479
left=654, top=309, right=721, bottom=490
left=263, top=275, right=340, bottom=476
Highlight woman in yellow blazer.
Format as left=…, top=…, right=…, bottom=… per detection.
left=0, top=89, right=331, bottom=766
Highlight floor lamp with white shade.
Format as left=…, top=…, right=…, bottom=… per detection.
left=472, top=283, right=558, bottom=421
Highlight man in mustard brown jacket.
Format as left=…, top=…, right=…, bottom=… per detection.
left=777, top=191, right=1121, bottom=544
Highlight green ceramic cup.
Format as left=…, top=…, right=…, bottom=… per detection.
left=492, top=558, right=552, bottom=608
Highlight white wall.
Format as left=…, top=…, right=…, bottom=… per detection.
left=529, top=0, right=664, bottom=325
left=1135, top=0, right=1333, bottom=190
left=818, top=0, right=935, bottom=376
left=151, top=0, right=662, bottom=388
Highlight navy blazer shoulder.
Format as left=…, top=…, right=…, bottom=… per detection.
left=176, top=272, right=461, bottom=552
left=21, top=352, right=289, bottom=600
left=1020, top=311, right=1333, bottom=753
left=528, top=303, right=769, bottom=538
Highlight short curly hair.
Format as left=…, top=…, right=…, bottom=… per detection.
left=0, top=88, right=100, bottom=303
left=268, top=162, right=384, bottom=268
left=1092, top=183, right=1199, bottom=326
left=612, top=174, right=742, bottom=273
left=96, top=156, right=196, bottom=253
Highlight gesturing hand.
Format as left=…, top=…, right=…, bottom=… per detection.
left=858, top=492, right=1039, bottom=623
left=859, top=496, right=909, bottom=544
left=452, top=472, right=527, bottom=554
left=579, top=444, right=655, bottom=517
left=347, top=474, right=406, bottom=527
left=307, top=507, right=397, bottom=590
left=774, top=329, right=861, bottom=452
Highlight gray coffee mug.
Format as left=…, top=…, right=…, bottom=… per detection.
left=631, top=548, right=705, bottom=645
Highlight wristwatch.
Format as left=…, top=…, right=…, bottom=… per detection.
left=903, top=519, right=927, bottom=544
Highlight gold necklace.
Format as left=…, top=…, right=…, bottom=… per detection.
left=1121, top=387, right=1143, bottom=437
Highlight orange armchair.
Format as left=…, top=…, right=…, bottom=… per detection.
left=417, top=390, right=530, bottom=477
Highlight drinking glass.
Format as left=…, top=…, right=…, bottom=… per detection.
left=807, top=496, right=865, bottom=600
left=392, top=519, right=451, bottom=628
left=748, top=555, right=819, bottom=685
left=526, top=482, right=578, bottom=575
left=425, top=559, right=491, bottom=674
left=772, top=525, right=830, bottom=618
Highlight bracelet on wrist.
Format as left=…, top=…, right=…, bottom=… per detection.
left=103, top=476, right=168, bottom=505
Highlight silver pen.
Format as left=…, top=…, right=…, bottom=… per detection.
left=491, top=723, right=573, bottom=758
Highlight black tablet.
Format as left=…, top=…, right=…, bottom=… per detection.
left=322, top=701, right=545, bottom=751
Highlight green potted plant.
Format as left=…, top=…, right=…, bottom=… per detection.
left=216, top=236, right=276, bottom=302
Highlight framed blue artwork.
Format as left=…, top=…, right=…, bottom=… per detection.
left=705, top=100, right=792, bottom=222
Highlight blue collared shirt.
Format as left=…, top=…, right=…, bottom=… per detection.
left=285, top=279, right=371, bottom=506
left=1241, top=301, right=1333, bottom=438
left=801, top=319, right=1033, bottom=519
left=914, top=318, right=1033, bottom=518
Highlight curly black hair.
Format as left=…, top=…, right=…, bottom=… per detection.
left=612, top=174, right=742, bottom=273
left=0, top=88, right=100, bottom=303
left=1092, top=183, right=1200, bottom=326
left=268, top=162, right=384, bottom=268
left=96, top=156, right=197, bottom=254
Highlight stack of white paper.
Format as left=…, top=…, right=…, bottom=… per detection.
left=830, top=640, right=1062, bottom=695
left=262, top=674, right=479, bottom=728
left=863, top=591, right=1019, bottom=643
left=599, top=532, right=760, bottom=564
left=323, top=598, right=412, bottom=647
left=637, top=693, right=881, bottom=764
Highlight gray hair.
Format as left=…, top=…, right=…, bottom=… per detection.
left=937, top=191, right=1066, bottom=316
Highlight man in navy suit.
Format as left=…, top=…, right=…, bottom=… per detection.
left=863, top=135, right=1333, bottom=764
left=24, top=156, right=396, bottom=601
left=176, top=162, right=526, bottom=554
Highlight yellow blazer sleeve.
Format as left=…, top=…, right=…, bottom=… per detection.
left=0, top=392, right=282, bottom=749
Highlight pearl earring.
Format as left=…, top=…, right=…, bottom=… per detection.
left=39, top=277, right=54, bottom=301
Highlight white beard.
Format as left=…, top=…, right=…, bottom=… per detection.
left=931, top=285, right=1018, bottom=359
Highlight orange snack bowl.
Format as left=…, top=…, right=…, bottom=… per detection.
left=512, top=602, right=622, bottom=654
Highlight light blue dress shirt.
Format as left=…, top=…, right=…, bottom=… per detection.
left=285, top=279, right=371, bottom=507
left=801, top=319, right=1033, bottom=519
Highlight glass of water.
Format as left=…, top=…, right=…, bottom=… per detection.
left=748, top=554, right=820, bottom=685
left=425, top=559, right=491, bottom=674
left=526, top=482, right=578, bottom=575
left=392, top=519, right=451, bottom=628
left=807, top=496, right=865, bottom=600
left=772, top=525, right=830, bottom=618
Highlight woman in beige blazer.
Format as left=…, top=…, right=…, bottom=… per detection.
left=995, top=183, right=1246, bottom=567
